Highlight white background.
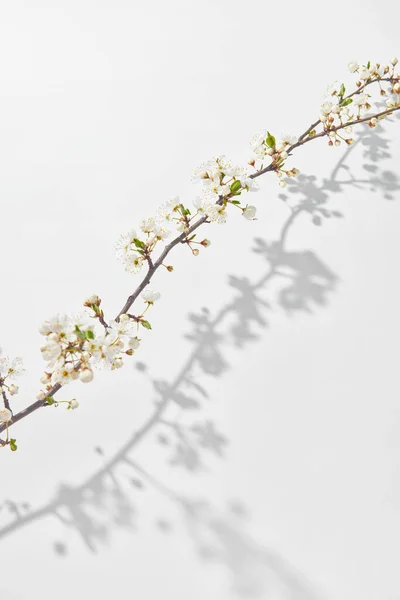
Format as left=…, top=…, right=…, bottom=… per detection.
left=0, top=1, right=399, bottom=599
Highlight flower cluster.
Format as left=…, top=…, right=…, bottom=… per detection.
left=192, top=156, right=259, bottom=223
left=116, top=197, right=185, bottom=274
left=116, top=156, right=261, bottom=271
left=0, top=348, right=25, bottom=424
left=37, top=303, right=144, bottom=401
left=249, top=131, right=299, bottom=187
left=317, top=58, right=400, bottom=147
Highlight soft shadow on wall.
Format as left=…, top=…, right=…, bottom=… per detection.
left=1, top=123, right=399, bottom=599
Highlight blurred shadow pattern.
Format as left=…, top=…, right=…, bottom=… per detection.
left=1, top=124, right=399, bottom=599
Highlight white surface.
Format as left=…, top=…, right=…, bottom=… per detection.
left=0, top=1, right=399, bottom=599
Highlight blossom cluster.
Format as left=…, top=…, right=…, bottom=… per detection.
left=36, top=293, right=152, bottom=401
left=116, top=156, right=261, bottom=271
left=191, top=155, right=259, bottom=223
left=318, top=58, right=400, bottom=147
left=115, top=197, right=183, bottom=274
left=249, top=131, right=299, bottom=187
left=0, top=348, right=25, bottom=424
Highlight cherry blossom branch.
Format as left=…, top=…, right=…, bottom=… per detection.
left=1, top=57, right=400, bottom=447
left=0, top=131, right=390, bottom=539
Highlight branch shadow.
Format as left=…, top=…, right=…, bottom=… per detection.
left=1, top=124, right=399, bottom=599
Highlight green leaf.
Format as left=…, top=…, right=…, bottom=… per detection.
left=340, top=98, right=353, bottom=107
left=10, top=438, right=17, bottom=452
left=179, top=204, right=191, bottom=216
left=367, top=60, right=370, bottom=69
left=339, top=83, right=346, bottom=97
left=230, top=200, right=241, bottom=205
left=85, top=329, right=94, bottom=340
left=45, top=396, right=55, bottom=405
left=230, top=180, right=242, bottom=193
left=140, top=319, right=152, bottom=330
left=265, top=131, right=276, bottom=148
left=133, top=238, right=146, bottom=250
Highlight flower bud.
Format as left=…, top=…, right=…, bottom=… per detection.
left=192, top=248, right=200, bottom=256
left=243, top=206, right=257, bottom=220
left=0, top=408, right=12, bottom=423
left=79, top=368, right=94, bottom=384
left=40, top=372, right=51, bottom=384
left=200, top=239, right=211, bottom=247
left=391, top=57, right=398, bottom=66
left=69, top=399, right=79, bottom=410
left=9, top=384, right=19, bottom=396
left=36, top=390, right=46, bottom=401
left=84, top=294, right=101, bottom=307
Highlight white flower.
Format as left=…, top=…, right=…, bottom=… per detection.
left=369, top=64, right=384, bottom=77
left=140, top=217, right=156, bottom=233
left=9, top=357, right=25, bottom=379
left=0, top=408, right=12, bottom=423
left=108, top=315, right=135, bottom=338
left=359, top=66, right=372, bottom=80
left=79, top=368, right=94, bottom=383
left=206, top=205, right=227, bottom=224
left=39, top=314, right=72, bottom=338
left=243, top=206, right=257, bottom=220
left=9, top=384, right=19, bottom=396
left=241, top=177, right=259, bottom=192
left=353, top=93, right=368, bottom=106
left=153, top=225, right=171, bottom=240
left=0, top=356, right=25, bottom=379
left=250, top=129, right=268, bottom=159
left=51, top=365, right=76, bottom=386
left=69, top=399, right=79, bottom=410
left=281, top=133, right=298, bottom=146
left=125, top=254, right=144, bottom=274
left=386, top=94, right=399, bottom=108
left=321, top=101, right=333, bottom=116
left=348, top=60, right=359, bottom=73
left=141, top=290, right=161, bottom=303
left=193, top=195, right=213, bottom=214
left=324, top=80, right=342, bottom=97
left=115, top=230, right=138, bottom=259
left=40, top=340, right=62, bottom=364
left=129, top=337, right=141, bottom=350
